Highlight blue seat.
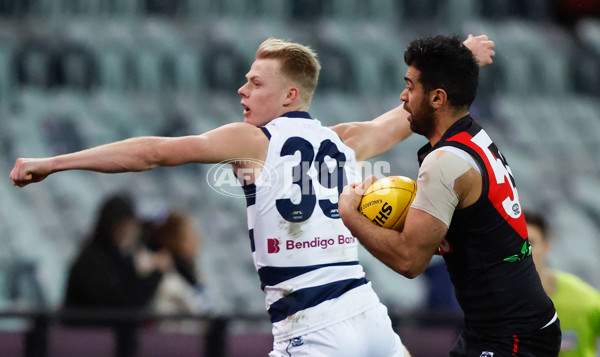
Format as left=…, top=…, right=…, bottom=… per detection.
left=203, top=42, right=248, bottom=92
left=471, top=20, right=570, bottom=96
left=36, top=0, right=140, bottom=18
left=55, top=42, right=99, bottom=91
left=13, top=39, right=57, bottom=89
left=570, top=46, right=600, bottom=96
left=576, top=18, right=600, bottom=55
left=476, top=0, right=551, bottom=21
left=326, top=0, right=399, bottom=25
left=400, top=0, right=442, bottom=23
left=547, top=201, right=600, bottom=289
left=444, top=0, right=477, bottom=32
left=60, top=19, right=139, bottom=94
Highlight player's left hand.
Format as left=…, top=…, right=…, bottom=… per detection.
left=463, top=34, right=495, bottom=66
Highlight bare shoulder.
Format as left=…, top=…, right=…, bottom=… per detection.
left=330, top=121, right=363, bottom=143
left=202, top=122, right=269, bottom=147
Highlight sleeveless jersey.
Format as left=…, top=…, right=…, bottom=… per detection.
left=417, top=115, right=555, bottom=336
left=243, top=112, right=380, bottom=342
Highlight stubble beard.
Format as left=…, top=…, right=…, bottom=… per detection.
left=409, top=103, right=436, bottom=138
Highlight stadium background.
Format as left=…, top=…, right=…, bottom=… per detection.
left=0, top=0, right=599, bottom=356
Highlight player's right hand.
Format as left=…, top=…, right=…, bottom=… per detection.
left=338, top=175, right=377, bottom=216
left=10, top=158, right=51, bottom=187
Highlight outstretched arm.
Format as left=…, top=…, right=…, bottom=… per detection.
left=331, top=105, right=411, bottom=162
left=10, top=122, right=268, bottom=187
left=332, top=34, right=495, bottom=161
left=331, top=105, right=412, bottom=161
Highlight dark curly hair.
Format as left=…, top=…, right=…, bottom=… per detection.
left=91, top=193, right=137, bottom=246
left=404, top=35, right=479, bottom=108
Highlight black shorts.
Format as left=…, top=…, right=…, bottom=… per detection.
left=449, top=317, right=561, bottom=357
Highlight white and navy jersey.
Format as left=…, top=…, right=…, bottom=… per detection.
left=242, top=111, right=380, bottom=342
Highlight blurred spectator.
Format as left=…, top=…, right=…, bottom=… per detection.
left=63, top=194, right=173, bottom=357
left=144, top=209, right=210, bottom=321
left=145, top=208, right=227, bottom=356
left=526, top=210, right=600, bottom=357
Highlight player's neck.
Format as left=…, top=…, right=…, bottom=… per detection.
left=282, top=102, right=308, bottom=115
left=428, top=109, right=469, bottom=146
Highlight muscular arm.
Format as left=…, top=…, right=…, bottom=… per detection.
left=331, top=105, right=411, bottom=162
left=339, top=177, right=447, bottom=278
left=331, top=35, right=495, bottom=161
left=338, top=151, right=481, bottom=278
left=11, top=122, right=268, bottom=187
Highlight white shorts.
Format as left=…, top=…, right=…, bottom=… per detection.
left=269, top=303, right=404, bottom=357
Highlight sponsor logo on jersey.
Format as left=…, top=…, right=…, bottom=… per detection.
left=287, top=235, right=356, bottom=250
left=503, top=241, right=531, bottom=262
left=267, top=238, right=280, bottom=253
left=267, top=235, right=356, bottom=253
left=290, top=336, right=304, bottom=347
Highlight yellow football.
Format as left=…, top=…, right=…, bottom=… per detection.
left=358, top=176, right=417, bottom=231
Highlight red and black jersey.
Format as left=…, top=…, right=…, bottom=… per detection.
left=417, top=116, right=555, bottom=336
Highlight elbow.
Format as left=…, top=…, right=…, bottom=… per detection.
left=391, top=256, right=427, bottom=279
left=128, top=139, right=162, bottom=171
left=143, top=148, right=162, bottom=169
left=130, top=151, right=156, bottom=171
left=394, top=265, right=421, bottom=279
left=399, top=269, right=419, bottom=280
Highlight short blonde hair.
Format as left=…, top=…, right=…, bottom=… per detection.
left=256, top=38, right=321, bottom=106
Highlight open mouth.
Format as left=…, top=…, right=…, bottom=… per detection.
left=241, top=102, right=250, bottom=115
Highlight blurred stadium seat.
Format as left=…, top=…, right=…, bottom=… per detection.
left=327, top=0, right=399, bottom=25
left=477, top=0, right=551, bottom=21
left=576, top=18, right=600, bottom=54
left=570, top=46, right=600, bottom=96
left=13, top=38, right=57, bottom=89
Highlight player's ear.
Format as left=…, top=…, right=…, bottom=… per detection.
left=430, top=88, right=447, bottom=109
left=284, top=86, right=299, bottom=106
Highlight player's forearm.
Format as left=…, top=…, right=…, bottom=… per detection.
left=372, top=105, right=412, bottom=142
left=360, top=106, right=412, bottom=160
left=51, top=137, right=166, bottom=174
left=333, top=105, right=412, bottom=161
left=341, top=208, right=425, bottom=278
